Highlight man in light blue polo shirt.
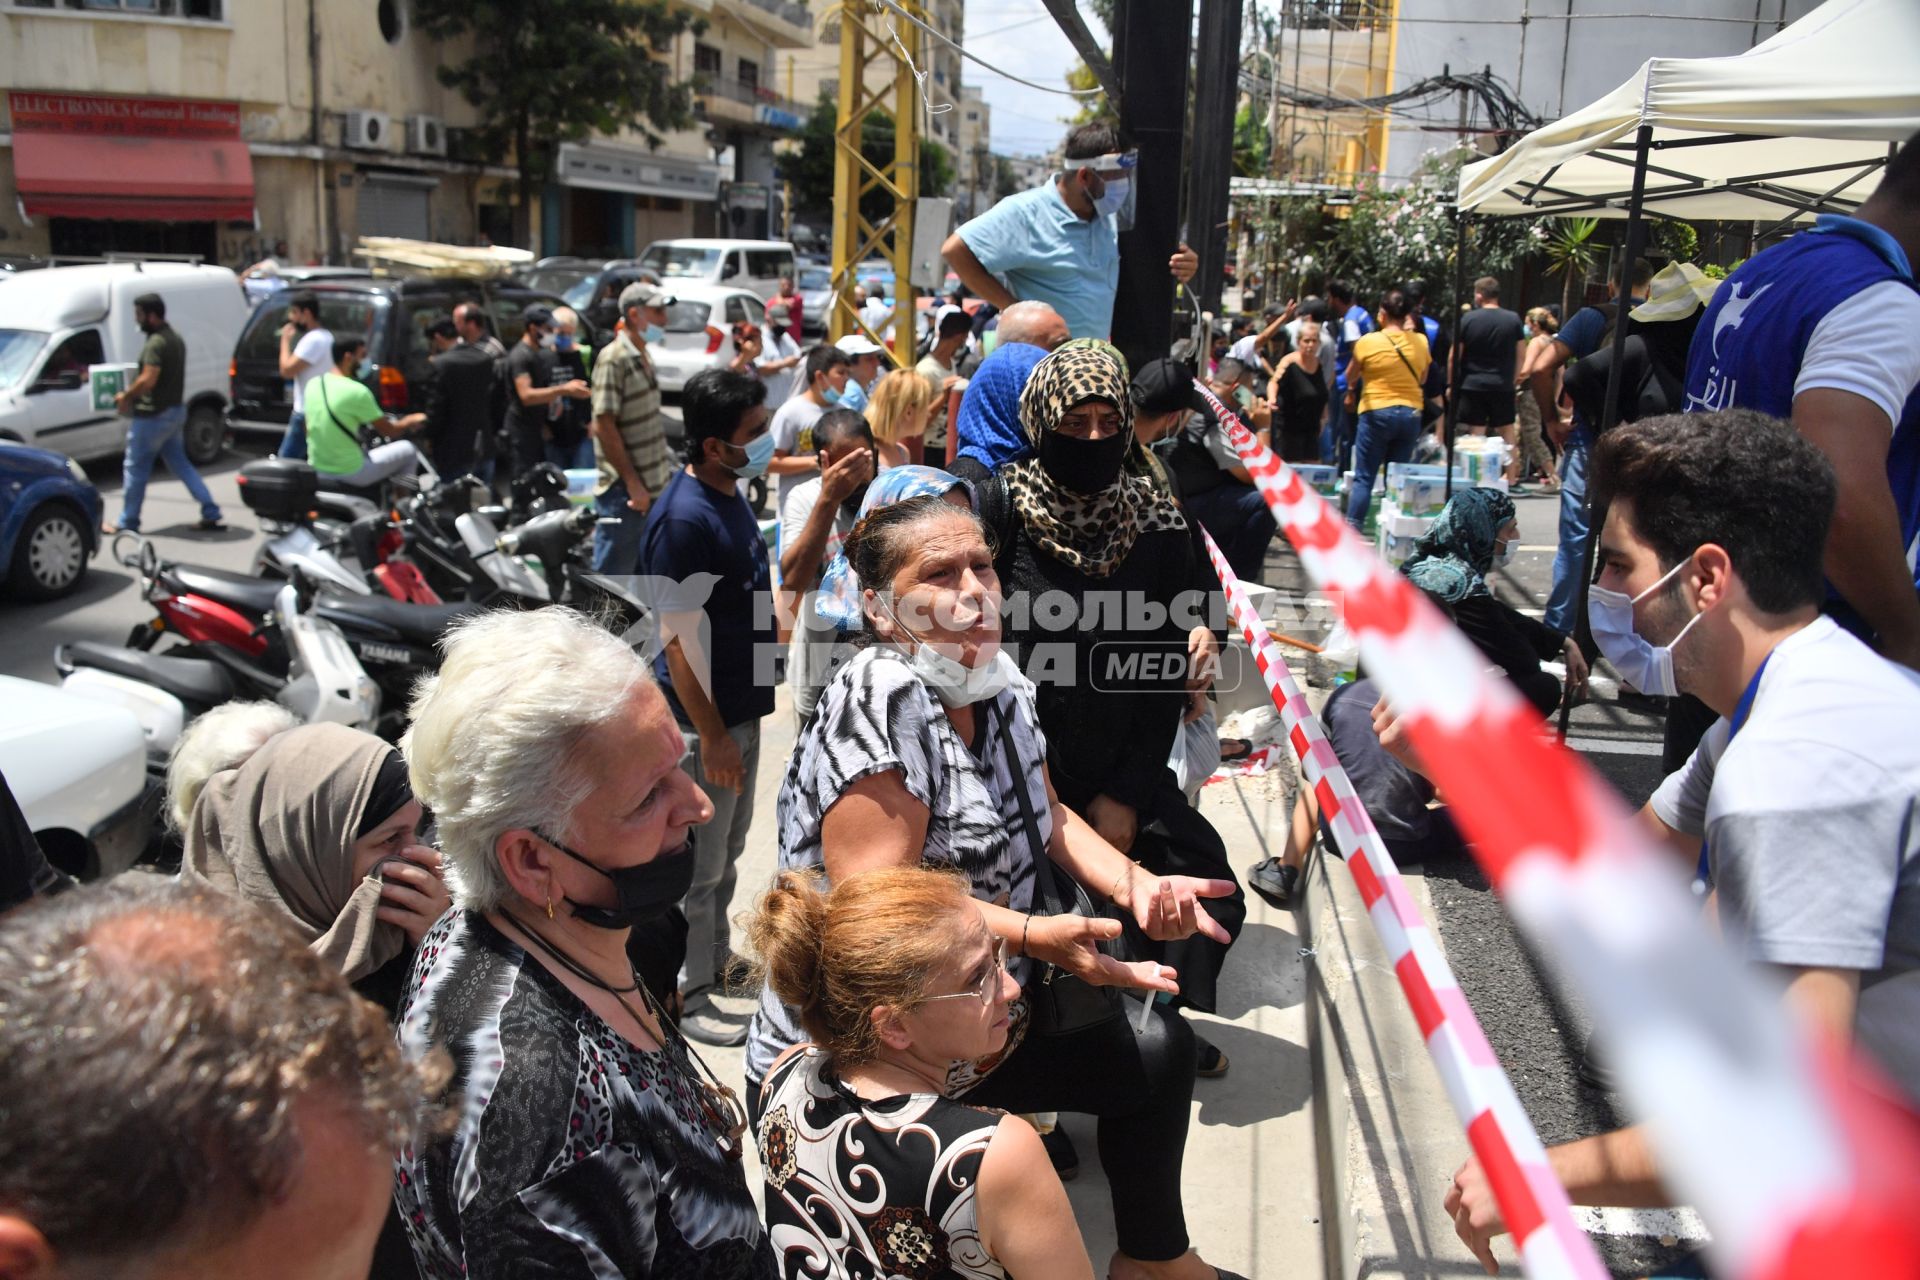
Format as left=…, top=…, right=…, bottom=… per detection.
left=942, top=123, right=1198, bottom=341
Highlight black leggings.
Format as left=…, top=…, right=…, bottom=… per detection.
left=746, top=1002, right=1198, bottom=1262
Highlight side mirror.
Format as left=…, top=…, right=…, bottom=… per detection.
left=31, top=369, right=84, bottom=394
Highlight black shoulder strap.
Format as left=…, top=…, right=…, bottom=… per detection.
left=990, top=699, right=1066, bottom=915
left=314, top=375, right=364, bottom=454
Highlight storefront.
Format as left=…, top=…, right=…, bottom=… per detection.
left=546, top=142, right=725, bottom=258
left=7, top=92, right=254, bottom=261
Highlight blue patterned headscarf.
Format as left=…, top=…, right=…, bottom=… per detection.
left=1400, top=486, right=1517, bottom=604
left=813, top=465, right=970, bottom=629
left=953, top=342, right=1048, bottom=471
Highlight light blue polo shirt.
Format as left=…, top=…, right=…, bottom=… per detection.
left=956, top=180, right=1118, bottom=340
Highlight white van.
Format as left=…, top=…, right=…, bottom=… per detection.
left=0, top=262, right=249, bottom=465
left=636, top=238, right=797, bottom=302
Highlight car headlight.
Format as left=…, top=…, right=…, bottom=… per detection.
left=66, top=457, right=88, bottom=484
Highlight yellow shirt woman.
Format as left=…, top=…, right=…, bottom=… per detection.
left=1352, top=329, right=1431, bottom=413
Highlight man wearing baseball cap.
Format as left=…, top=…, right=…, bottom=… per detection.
left=504, top=303, right=591, bottom=482
left=590, top=281, right=677, bottom=573
left=831, top=332, right=885, bottom=414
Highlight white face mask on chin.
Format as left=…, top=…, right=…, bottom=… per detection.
left=879, top=593, right=1013, bottom=708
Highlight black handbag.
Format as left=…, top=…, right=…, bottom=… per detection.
left=992, top=704, right=1127, bottom=1038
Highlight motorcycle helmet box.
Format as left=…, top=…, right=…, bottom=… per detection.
left=236, top=458, right=320, bottom=522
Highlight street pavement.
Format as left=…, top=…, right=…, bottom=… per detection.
left=2, top=434, right=1686, bottom=1276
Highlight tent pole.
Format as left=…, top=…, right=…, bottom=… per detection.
left=1559, top=122, right=1650, bottom=741
left=1445, top=206, right=1469, bottom=499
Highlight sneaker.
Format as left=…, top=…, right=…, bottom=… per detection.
left=1248, top=858, right=1301, bottom=906
left=678, top=1002, right=749, bottom=1047
left=195, top=517, right=227, bottom=532
left=1039, top=1124, right=1078, bottom=1181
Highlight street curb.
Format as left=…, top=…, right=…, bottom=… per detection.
left=1301, top=836, right=1521, bottom=1278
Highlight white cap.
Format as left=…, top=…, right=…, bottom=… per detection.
left=835, top=333, right=885, bottom=356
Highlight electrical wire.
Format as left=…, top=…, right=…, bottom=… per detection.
left=872, top=0, right=1106, bottom=98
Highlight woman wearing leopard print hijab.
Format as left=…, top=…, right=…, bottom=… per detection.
left=989, top=341, right=1247, bottom=1022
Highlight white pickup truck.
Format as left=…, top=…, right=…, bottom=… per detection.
left=0, top=675, right=156, bottom=881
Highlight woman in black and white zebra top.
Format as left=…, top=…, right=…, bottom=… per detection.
left=743, top=492, right=1249, bottom=1280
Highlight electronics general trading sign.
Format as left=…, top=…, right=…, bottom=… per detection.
left=8, top=92, right=241, bottom=139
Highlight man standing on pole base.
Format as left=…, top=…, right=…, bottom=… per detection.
left=942, top=123, right=1200, bottom=341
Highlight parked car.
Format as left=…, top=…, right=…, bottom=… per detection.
left=515, top=256, right=660, bottom=329
left=226, top=278, right=602, bottom=442
left=0, top=674, right=154, bottom=881
left=796, top=263, right=833, bottom=337
left=0, top=262, right=249, bottom=466
left=0, top=441, right=101, bottom=601
left=636, top=239, right=796, bottom=303
left=644, top=283, right=775, bottom=395
left=241, top=264, right=374, bottom=307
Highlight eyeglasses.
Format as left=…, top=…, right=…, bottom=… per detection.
left=921, top=936, right=1007, bottom=1009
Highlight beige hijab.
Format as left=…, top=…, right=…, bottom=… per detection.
left=181, top=722, right=407, bottom=982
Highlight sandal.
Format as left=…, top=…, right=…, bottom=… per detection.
left=1196, top=1038, right=1230, bottom=1079
left=1217, top=737, right=1254, bottom=763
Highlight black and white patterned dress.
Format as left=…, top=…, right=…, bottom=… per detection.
left=759, top=1048, right=1008, bottom=1280
left=394, top=910, right=775, bottom=1279
left=745, top=648, right=1051, bottom=1085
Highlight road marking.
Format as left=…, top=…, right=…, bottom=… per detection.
left=1565, top=735, right=1665, bottom=757
left=1574, top=1205, right=1711, bottom=1243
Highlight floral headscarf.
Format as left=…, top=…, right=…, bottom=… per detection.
left=1000, top=343, right=1186, bottom=578
left=813, top=465, right=969, bottom=629
left=1400, top=486, right=1517, bottom=604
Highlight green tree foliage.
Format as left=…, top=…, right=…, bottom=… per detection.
left=786, top=93, right=953, bottom=228
left=411, top=0, right=702, bottom=244
left=1234, top=102, right=1271, bottom=178
left=1543, top=217, right=1601, bottom=319
left=1327, top=147, right=1543, bottom=312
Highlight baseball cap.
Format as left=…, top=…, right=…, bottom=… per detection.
left=522, top=304, right=555, bottom=329
left=1130, top=357, right=1208, bottom=417
left=618, top=281, right=676, bottom=313
left=835, top=333, right=885, bottom=357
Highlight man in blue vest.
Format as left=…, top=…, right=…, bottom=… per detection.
left=1681, top=130, right=1920, bottom=674
left=1323, top=277, right=1373, bottom=467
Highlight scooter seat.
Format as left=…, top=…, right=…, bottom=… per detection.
left=159, top=564, right=284, bottom=617
left=314, top=596, right=488, bottom=649
left=58, top=641, right=238, bottom=710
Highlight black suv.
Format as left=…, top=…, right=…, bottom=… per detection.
left=227, top=278, right=600, bottom=441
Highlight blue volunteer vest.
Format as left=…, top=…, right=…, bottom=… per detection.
left=1683, top=216, right=1920, bottom=587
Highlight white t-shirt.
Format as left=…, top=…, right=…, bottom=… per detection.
left=1795, top=280, right=1920, bottom=429
left=769, top=394, right=829, bottom=514
left=290, top=326, right=333, bottom=415
left=754, top=326, right=802, bottom=409
left=1650, top=616, right=1920, bottom=1101
left=1228, top=333, right=1263, bottom=368
left=779, top=475, right=859, bottom=724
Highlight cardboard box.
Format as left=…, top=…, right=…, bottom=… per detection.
left=89, top=364, right=137, bottom=413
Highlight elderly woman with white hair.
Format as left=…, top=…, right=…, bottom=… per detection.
left=394, top=607, right=774, bottom=1279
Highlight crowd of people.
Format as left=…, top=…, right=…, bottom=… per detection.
left=3, top=125, right=1917, bottom=1280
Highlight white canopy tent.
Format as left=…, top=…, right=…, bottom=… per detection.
left=1456, top=0, right=1920, bottom=223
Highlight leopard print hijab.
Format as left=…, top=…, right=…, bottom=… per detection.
left=1003, top=343, right=1186, bottom=578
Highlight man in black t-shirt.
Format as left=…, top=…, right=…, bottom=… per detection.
left=503, top=304, right=589, bottom=482
left=1452, top=276, right=1527, bottom=458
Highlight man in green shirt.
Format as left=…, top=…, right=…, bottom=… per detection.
left=305, top=337, right=427, bottom=486
left=109, top=292, right=223, bottom=534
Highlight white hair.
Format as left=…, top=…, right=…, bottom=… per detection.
left=164, top=701, right=300, bottom=833
left=551, top=306, right=579, bottom=332
left=401, top=607, right=651, bottom=913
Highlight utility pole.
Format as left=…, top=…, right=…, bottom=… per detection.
left=1110, top=0, right=1193, bottom=372
left=1185, top=0, right=1241, bottom=316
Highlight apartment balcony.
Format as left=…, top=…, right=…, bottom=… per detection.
left=717, top=0, right=814, bottom=49
left=697, top=76, right=809, bottom=134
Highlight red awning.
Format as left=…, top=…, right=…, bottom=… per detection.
left=13, top=130, right=254, bottom=222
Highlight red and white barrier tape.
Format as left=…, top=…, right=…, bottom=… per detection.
left=1199, top=525, right=1607, bottom=1280
left=1195, top=379, right=1920, bottom=1279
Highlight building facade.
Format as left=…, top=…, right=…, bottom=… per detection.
left=951, top=82, right=991, bottom=221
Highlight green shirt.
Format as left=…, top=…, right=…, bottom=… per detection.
left=135, top=324, right=186, bottom=415
left=305, top=372, right=383, bottom=475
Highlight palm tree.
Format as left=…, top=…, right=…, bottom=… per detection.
left=1544, top=217, right=1600, bottom=319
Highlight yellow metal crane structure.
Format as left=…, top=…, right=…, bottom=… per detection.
left=828, top=0, right=923, bottom=366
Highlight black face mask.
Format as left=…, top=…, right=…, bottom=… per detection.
left=1038, top=429, right=1129, bottom=496
left=539, top=830, right=694, bottom=929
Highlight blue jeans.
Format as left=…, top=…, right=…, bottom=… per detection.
left=546, top=435, right=595, bottom=472
left=1345, top=405, right=1420, bottom=528
left=119, top=406, right=220, bottom=531
left=592, top=477, right=648, bottom=574
left=278, top=410, right=308, bottom=460
left=1321, top=393, right=1347, bottom=466
left=1544, top=427, right=1593, bottom=635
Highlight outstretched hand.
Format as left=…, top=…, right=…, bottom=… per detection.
left=1131, top=873, right=1237, bottom=944
left=1028, top=913, right=1181, bottom=996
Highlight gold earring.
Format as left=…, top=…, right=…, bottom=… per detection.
left=545, top=894, right=555, bottom=920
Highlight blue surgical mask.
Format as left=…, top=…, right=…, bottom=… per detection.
left=355, top=359, right=374, bottom=381
left=821, top=386, right=844, bottom=405
left=1586, top=557, right=1705, bottom=698
left=1093, top=175, right=1132, bottom=220
left=727, top=430, right=776, bottom=480
left=642, top=323, right=666, bottom=345
left=554, top=334, right=575, bottom=352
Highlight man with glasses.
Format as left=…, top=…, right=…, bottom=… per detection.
left=942, top=123, right=1199, bottom=341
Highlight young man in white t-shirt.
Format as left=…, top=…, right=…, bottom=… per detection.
left=1444, top=408, right=1920, bottom=1272
left=776, top=408, right=875, bottom=728
left=275, top=291, right=333, bottom=460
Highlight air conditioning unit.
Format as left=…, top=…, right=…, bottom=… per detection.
left=343, top=110, right=391, bottom=151
left=407, top=115, right=446, bottom=157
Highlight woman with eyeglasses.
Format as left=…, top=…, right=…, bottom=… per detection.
left=750, top=866, right=1094, bottom=1280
